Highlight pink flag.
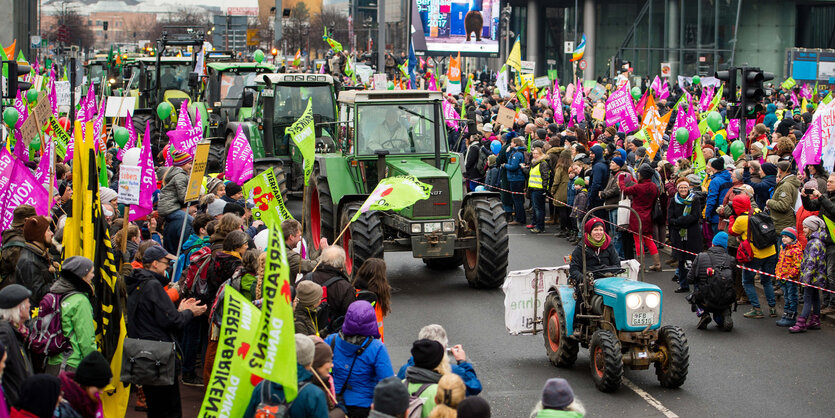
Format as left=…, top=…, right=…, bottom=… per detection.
left=800, top=83, right=812, bottom=100
left=793, top=116, right=822, bottom=171
left=658, top=81, right=670, bottom=101
left=117, top=111, right=138, bottom=161
left=0, top=151, right=51, bottom=233
left=129, top=121, right=158, bottom=221
left=442, top=100, right=460, bottom=130
left=13, top=137, right=29, bottom=163
left=48, top=67, right=58, bottom=117
left=571, top=78, right=585, bottom=125
left=93, top=99, right=106, bottom=153
left=225, top=125, right=254, bottom=185
left=635, top=88, right=648, bottom=117
left=727, top=119, right=739, bottom=140
left=685, top=104, right=700, bottom=141
left=14, top=90, right=28, bottom=130
left=83, top=83, right=96, bottom=121
left=791, top=91, right=800, bottom=107
left=428, top=72, right=437, bottom=91
left=668, top=104, right=694, bottom=163
left=699, top=87, right=714, bottom=112
left=605, top=82, right=640, bottom=133
left=175, top=99, right=191, bottom=132
left=551, top=80, right=564, bottom=125
left=35, top=135, right=56, bottom=197
left=651, top=76, right=662, bottom=92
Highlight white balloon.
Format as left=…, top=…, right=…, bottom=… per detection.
left=122, top=147, right=141, bottom=167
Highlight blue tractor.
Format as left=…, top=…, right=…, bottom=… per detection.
left=543, top=205, right=689, bottom=392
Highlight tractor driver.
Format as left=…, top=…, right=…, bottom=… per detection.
left=367, top=108, right=411, bottom=153
left=568, top=218, right=621, bottom=286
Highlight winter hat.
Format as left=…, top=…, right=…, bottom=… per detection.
left=341, top=300, right=380, bottom=338
left=776, top=160, right=792, bottom=173
left=541, top=378, right=575, bottom=409
left=225, top=182, right=243, bottom=197
left=172, top=151, right=193, bottom=167
left=457, top=396, right=492, bottom=418
left=617, top=148, right=627, bottom=161
left=636, top=146, right=647, bottom=158
left=207, top=199, right=227, bottom=217
left=23, top=216, right=50, bottom=243
left=223, top=202, right=245, bottom=216
left=411, top=339, right=445, bottom=370
left=612, top=156, right=625, bottom=167
left=710, top=157, right=725, bottom=171
left=574, top=177, right=586, bottom=187
left=61, top=256, right=94, bottom=282
left=536, top=128, right=548, bottom=140
left=295, top=280, right=323, bottom=308
left=75, top=351, right=113, bottom=388
left=310, top=337, right=333, bottom=369
left=0, top=284, right=31, bottom=309
left=99, top=187, right=118, bottom=205
left=638, top=164, right=654, bottom=180
left=206, top=177, right=224, bottom=195
left=631, top=138, right=643, bottom=148
left=761, top=163, right=778, bottom=176
left=804, top=180, right=819, bottom=192
left=16, top=374, right=62, bottom=418
left=781, top=227, right=798, bottom=242
left=605, top=126, right=617, bottom=136
left=803, top=215, right=825, bottom=233
left=10, top=205, right=36, bottom=229
left=482, top=123, right=493, bottom=133
left=712, top=231, right=729, bottom=249
left=295, top=333, right=315, bottom=366
left=373, top=376, right=410, bottom=416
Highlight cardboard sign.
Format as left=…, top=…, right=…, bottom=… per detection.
left=18, top=116, right=37, bottom=143
left=105, top=97, right=136, bottom=117
left=591, top=103, right=606, bottom=121
left=117, top=165, right=141, bottom=205
left=588, top=84, right=607, bottom=102
left=184, top=141, right=211, bottom=202
left=33, top=92, right=51, bottom=123
left=496, top=106, right=516, bottom=129
left=534, top=76, right=551, bottom=88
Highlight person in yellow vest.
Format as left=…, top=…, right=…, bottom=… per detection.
left=528, top=146, right=551, bottom=233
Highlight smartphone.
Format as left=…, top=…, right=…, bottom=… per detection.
left=805, top=188, right=814, bottom=195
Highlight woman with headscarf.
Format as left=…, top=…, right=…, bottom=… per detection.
left=790, top=216, right=827, bottom=333
left=567, top=218, right=620, bottom=285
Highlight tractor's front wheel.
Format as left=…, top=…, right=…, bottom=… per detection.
left=340, top=203, right=384, bottom=276
left=543, top=291, right=578, bottom=367
left=654, top=326, right=689, bottom=388
left=461, top=197, right=508, bottom=288
left=304, top=167, right=335, bottom=256
left=589, top=330, right=623, bottom=392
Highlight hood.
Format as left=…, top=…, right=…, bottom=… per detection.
left=183, top=234, right=209, bottom=251
left=341, top=300, right=379, bottom=338
left=405, top=365, right=443, bottom=384
left=1, top=228, right=22, bottom=243
left=809, top=230, right=827, bottom=244
left=732, top=194, right=752, bottom=215
left=159, top=166, right=185, bottom=184
left=712, top=169, right=731, bottom=182
left=49, top=271, right=94, bottom=298
left=779, top=174, right=801, bottom=188
left=766, top=103, right=776, bottom=114
left=707, top=246, right=728, bottom=256
left=590, top=144, right=603, bottom=161
left=126, top=267, right=169, bottom=294
left=546, top=146, right=564, bottom=156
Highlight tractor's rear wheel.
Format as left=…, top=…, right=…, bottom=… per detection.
left=543, top=291, right=579, bottom=367
left=340, top=202, right=384, bottom=276
left=304, top=167, right=335, bottom=256
left=206, top=136, right=226, bottom=173
left=132, top=112, right=160, bottom=162
left=589, top=330, right=623, bottom=392
left=461, top=197, right=509, bottom=288
left=654, top=326, right=689, bottom=388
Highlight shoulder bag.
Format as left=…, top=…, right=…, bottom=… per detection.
left=120, top=281, right=177, bottom=386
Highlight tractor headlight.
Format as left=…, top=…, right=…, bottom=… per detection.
left=424, top=222, right=442, bottom=233
left=442, top=221, right=455, bottom=232
left=645, top=292, right=660, bottom=309
left=626, top=293, right=642, bottom=310
left=411, top=223, right=422, bottom=233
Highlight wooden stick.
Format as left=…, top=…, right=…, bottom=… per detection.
left=119, top=207, right=130, bottom=258
left=311, top=221, right=351, bottom=273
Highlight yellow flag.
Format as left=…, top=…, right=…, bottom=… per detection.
left=506, top=36, right=522, bottom=74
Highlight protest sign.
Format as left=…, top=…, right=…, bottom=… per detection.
left=244, top=170, right=294, bottom=227
left=105, top=97, right=136, bottom=117
left=184, top=141, right=210, bottom=202
left=497, top=106, right=516, bottom=129
left=117, top=165, right=141, bottom=205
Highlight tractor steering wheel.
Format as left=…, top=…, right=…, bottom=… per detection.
left=381, top=137, right=410, bottom=151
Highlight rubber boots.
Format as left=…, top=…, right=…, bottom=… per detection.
left=648, top=253, right=662, bottom=271
left=789, top=316, right=807, bottom=333
left=776, top=311, right=796, bottom=327
left=808, top=314, right=822, bottom=330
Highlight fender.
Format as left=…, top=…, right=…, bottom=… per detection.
left=557, top=285, right=577, bottom=335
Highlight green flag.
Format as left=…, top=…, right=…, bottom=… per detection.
left=246, top=226, right=297, bottom=399
left=244, top=170, right=294, bottom=228
left=286, top=98, right=315, bottom=186
left=351, top=176, right=432, bottom=222
left=693, top=135, right=706, bottom=175
left=198, top=287, right=261, bottom=417
left=48, top=116, right=69, bottom=160
left=823, top=92, right=833, bottom=105
left=708, top=85, right=723, bottom=111
left=782, top=77, right=796, bottom=90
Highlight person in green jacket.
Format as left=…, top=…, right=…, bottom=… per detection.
left=46, top=256, right=97, bottom=374
left=528, top=378, right=585, bottom=418
left=404, top=339, right=448, bottom=418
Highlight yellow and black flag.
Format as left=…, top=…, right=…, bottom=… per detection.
left=64, top=121, right=130, bottom=417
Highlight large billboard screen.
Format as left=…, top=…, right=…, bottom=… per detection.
left=411, top=0, right=500, bottom=56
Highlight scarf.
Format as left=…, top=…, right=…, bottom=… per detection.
left=583, top=232, right=611, bottom=251
left=674, top=192, right=695, bottom=241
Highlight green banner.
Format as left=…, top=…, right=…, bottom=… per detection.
left=246, top=226, right=297, bottom=399
left=286, top=98, right=315, bottom=186
left=244, top=170, right=294, bottom=228
left=48, top=116, right=68, bottom=161
left=199, top=287, right=260, bottom=418
left=782, top=77, right=796, bottom=90
left=352, top=175, right=432, bottom=222
left=547, top=69, right=558, bottom=82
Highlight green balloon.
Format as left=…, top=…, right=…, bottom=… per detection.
left=714, top=134, right=727, bottom=154
left=114, top=127, right=130, bottom=148
left=3, top=108, right=19, bottom=128
left=253, top=49, right=265, bottom=63
left=631, top=87, right=642, bottom=101
left=730, top=140, right=745, bottom=160
left=707, top=111, right=723, bottom=132
left=692, top=75, right=701, bottom=85
left=29, top=136, right=40, bottom=151
left=559, top=86, right=566, bottom=93
left=26, top=89, right=38, bottom=104
left=157, top=102, right=173, bottom=121
left=387, top=81, right=395, bottom=90
left=675, top=127, right=689, bottom=145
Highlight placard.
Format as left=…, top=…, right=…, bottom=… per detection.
left=373, top=74, right=388, bottom=90
left=591, top=103, right=606, bottom=121
left=355, top=64, right=373, bottom=84
left=534, top=76, right=551, bottom=89
left=496, top=106, right=516, bottom=129
left=520, top=60, right=536, bottom=74
left=184, top=141, right=211, bottom=202
left=117, top=165, right=141, bottom=205
left=105, top=97, right=136, bottom=117
left=18, top=116, right=37, bottom=143
left=55, top=81, right=70, bottom=109
left=33, top=92, right=51, bottom=122
left=588, top=84, right=607, bottom=102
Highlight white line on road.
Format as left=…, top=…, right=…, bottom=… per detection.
left=622, top=377, right=679, bottom=418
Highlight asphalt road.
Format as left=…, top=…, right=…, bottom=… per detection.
left=380, top=224, right=835, bottom=418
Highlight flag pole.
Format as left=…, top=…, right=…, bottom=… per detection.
left=119, top=208, right=130, bottom=257
left=311, top=221, right=351, bottom=273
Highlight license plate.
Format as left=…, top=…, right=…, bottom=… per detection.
left=631, top=312, right=654, bottom=326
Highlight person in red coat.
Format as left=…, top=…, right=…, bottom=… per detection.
left=619, top=164, right=661, bottom=271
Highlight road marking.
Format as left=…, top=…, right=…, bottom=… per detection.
left=622, top=377, right=679, bottom=418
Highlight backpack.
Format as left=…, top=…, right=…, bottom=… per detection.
left=700, top=252, right=736, bottom=311
left=183, top=246, right=213, bottom=299
left=28, top=292, right=78, bottom=357
left=476, top=146, right=489, bottom=176
left=254, top=380, right=309, bottom=418
left=303, top=274, right=349, bottom=336
left=406, top=382, right=432, bottom=418
left=747, top=211, right=777, bottom=249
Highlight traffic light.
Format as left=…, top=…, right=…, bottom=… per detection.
left=715, top=68, right=736, bottom=102
left=270, top=48, right=278, bottom=56
left=103, top=21, right=108, bottom=31
left=2, top=61, right=32, bottom=99
left=740, top=67, right=774, bottom=118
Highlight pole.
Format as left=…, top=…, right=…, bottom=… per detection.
left=311, top=221, right=351, bottom=272
left=119, top=208, right=130, bottom=256
left=171, top=206, right=190, bottom=276
left=376, top=0, right=385, bottom=75
left=69, top=57, right=76, bottom=125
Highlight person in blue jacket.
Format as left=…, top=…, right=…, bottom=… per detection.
left=396, top=324, right=483, bottom=396
left=586, top=144, right=609, bottom=211
left=244, top=334, right=329, bottom=418
left=705, top=158, right=732, bottom=235
left=325, top=300, right=394, bottom=417
left=763, top=103, right=778, bottom=132
left=503, top=137, right=528, bottom=225
left=744, top=162, right=777, bottom=209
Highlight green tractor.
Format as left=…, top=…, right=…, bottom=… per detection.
left=202, top=62, right=275, bottom=139
left=303, top=90, right=509, bottom=288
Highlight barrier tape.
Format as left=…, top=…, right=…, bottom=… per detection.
left=465, top=177, right=835, bottom=295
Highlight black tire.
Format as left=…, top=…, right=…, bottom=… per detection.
left=543, top=291, right=578, bottom=367
left=340, top=202, right=384, bottom=276
left=721, top=308, right=733, bottom=332
left=589, top=330, right=623, bottom=392
left=423, top=252, right=464, bottom=270
left=206, top=137, right=226, bottom=173
left=132, top=112, right=160, bottom=161
left=461, top=197, right=509, bottom=288
left=304, top=166, right=335, bottom=254
left=654, top=326, right=689, bottom=388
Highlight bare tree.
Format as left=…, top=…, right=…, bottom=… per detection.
left=43, top=9, right=95, bottom=49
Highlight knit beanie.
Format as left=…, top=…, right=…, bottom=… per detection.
left=804, top=180, right=819, bottom=192
left=411, top=339, right=445, bottom=370
left=781, top=227, right=797, bottom=242
left=295, top=281, right=323, bottom=308
left=712, top=231, right=728, bottom=249
left=612, top=156, right=625, bottom=167
left=23, top=216, right=50, bottom=243
left=776, top=160, right=791, bottom=173
left=541, top=378, right=575, bottom=409
left=295, top=333, right=315, bottom=366
left=225, top=182, right=243, bottom=197
left=710, top=158, right=725, bottom=171
left=99, top=187, right=118, bottom=205
left=62, top=256, right=94, bottom=282
left=574, top=177, right=586, bottom=187
left=803, top=215, right=825, bottom=233
left=310, top=337, right=333, bottom=369
left=75, top=351, right=113, bottom=388
left=172, top=151, right=193, bottom=167
left=457, top=396, right=492, bottom=418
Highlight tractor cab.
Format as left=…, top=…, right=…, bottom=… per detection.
left=203, top=62, right=275, bottom=136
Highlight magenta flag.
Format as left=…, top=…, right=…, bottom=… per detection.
left=117, top=111, right=137, bottom=161
left=668, top=104, right=694, bottom=163
left=83, top=83, right=96, bottom=121
left=129, top=121, right=158, bottom=222
left=800, top=83, right=812, bottom=100
left=14, top=90, right=28, bottom=130
left=442, top=100, right=460, bottom=130
left=225, top=125, right=254, bottom=185
left=727, top=119, right=739, bottom=139
left=48, top=68, right=58, bottom=118
left=605, top=82, right=640, bottom=133
left=635, top=89, right=648, bottom=116
left=794, top=116, right=822, bottom=171
left=699, top=87, right=714, bottom=112
left=551, top=80, right=564, bottom=125
left=571, top=78, right=585, bottom=125
left=658, top=81, right=670, bottom=101
left=167, top=100, right=202, bottom=155
left=0, top=150, right=51, bottom=234
left=13, top=138, right=29, bottom=163
left=428, top=72, right=437, bottom=91
left=93, top=99, right=106, bottom=153
left=685, top=104, right=700, bottom=141
left=175, top=99, right=191, bottom=132
left=651, top=76, right=662, bottom=92
left=35, top=137, right=55, bottom=194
